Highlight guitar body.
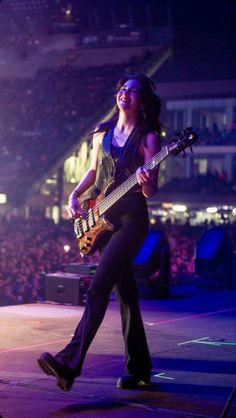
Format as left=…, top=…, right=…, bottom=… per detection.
left=74, top=189, right=114, bottom=257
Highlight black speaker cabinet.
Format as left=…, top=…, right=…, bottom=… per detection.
left=45, top=272, right=93, bottom=306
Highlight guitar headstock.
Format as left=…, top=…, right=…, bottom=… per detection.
left=168, top=127, right=198, bottom=156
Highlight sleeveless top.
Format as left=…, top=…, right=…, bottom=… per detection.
left=94, top=127, right=144, bottom=195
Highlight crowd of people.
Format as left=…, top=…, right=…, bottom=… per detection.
left=161, top=167, right=235, bottom=195
left=0, top=216, right=81, bottom=306
left=197, top=124, right=236, bottom=146
left=0, top=55, right=235, bottom=306
left=1, top=214, right=234, bottom=306
left=1, top=55, right=236, bottom=203
left=0, top=52, right=156, bottom=200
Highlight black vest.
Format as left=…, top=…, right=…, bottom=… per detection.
left=94, top=127, right=143, bottom=194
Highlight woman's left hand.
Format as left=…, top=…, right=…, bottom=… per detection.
left=136, top=166, right=157, bottom=198
left=136, top=167, right=152, bottom=186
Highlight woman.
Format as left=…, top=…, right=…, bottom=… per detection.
left=38, top=74, right=162, bottom=390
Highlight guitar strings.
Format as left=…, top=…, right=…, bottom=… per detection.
left=76, top=147, right=169, bottom=229
left=75, top=146, right=169, bottom=235
left=98, top=146, right=170, bottom=215
left=74, top=130, right=195, bottom=239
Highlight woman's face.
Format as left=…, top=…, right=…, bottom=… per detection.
left=116, top=79, right=142, bottom=114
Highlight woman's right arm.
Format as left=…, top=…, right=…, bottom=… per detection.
left=68, top=131, right=102, bottom=218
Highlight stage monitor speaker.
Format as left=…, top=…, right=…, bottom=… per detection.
left=65, top=263, right=97, bottom=275
left=133, top=229, right=170, bottom=288
left=194, top=226, right=233, bottom=288
left=45, top=272, right=92, bottom=306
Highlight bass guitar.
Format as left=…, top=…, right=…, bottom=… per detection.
left=73, top=127, right=198, bottom=256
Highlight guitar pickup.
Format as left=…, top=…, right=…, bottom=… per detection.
left=82, top=218, right=89, bottom=233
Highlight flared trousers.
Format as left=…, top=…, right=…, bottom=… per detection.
left=55, top=195, right=152, bottom=380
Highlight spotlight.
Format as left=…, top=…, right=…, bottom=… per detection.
left=173, top=204, right=187, bottom=212
left=64, top=244, right=70, bottom=253
left=65, top=8, right=72, bottom=17
left=0, top=194, right=7, bottom=204
left=206, top=207, right=217, bottom=214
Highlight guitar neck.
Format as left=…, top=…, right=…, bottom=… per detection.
left=98, top=145, right=170, bottom=216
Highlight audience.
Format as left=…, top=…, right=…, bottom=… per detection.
left=197, top=124, right=236, bottom=146
left=0, top=56, right=235, bottom=305
left=0, top=215, right=235, bottom=306
left=0, top=52, right=157, bottom=198
left=160, top=165, right=235, bottom=195
left=0, top=216, right=82, bottom=306
left=1, top=60, right=235, bottom=200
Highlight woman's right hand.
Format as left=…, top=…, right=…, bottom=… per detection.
left=67, top=196, right=85, bottom=219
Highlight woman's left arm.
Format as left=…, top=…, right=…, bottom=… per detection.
left=137, top=132, right=161, bottom=198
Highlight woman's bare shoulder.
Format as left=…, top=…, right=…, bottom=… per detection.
left=142, top=131, right=161, bottom=150
left=146, top=130, right=161, bottom=142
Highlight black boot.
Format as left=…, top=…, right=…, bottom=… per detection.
left=116, top=374, right=152, bottom=389
left=37, top=352, right=75, bottom=391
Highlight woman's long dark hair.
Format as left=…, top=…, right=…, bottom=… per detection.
left=94, top=74, right=162, bottom=137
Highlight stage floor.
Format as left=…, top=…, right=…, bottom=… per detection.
left=0, top=285, right=236, bottom=418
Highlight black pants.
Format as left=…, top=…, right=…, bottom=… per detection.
left=55, top=194, right=152, bottom=380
